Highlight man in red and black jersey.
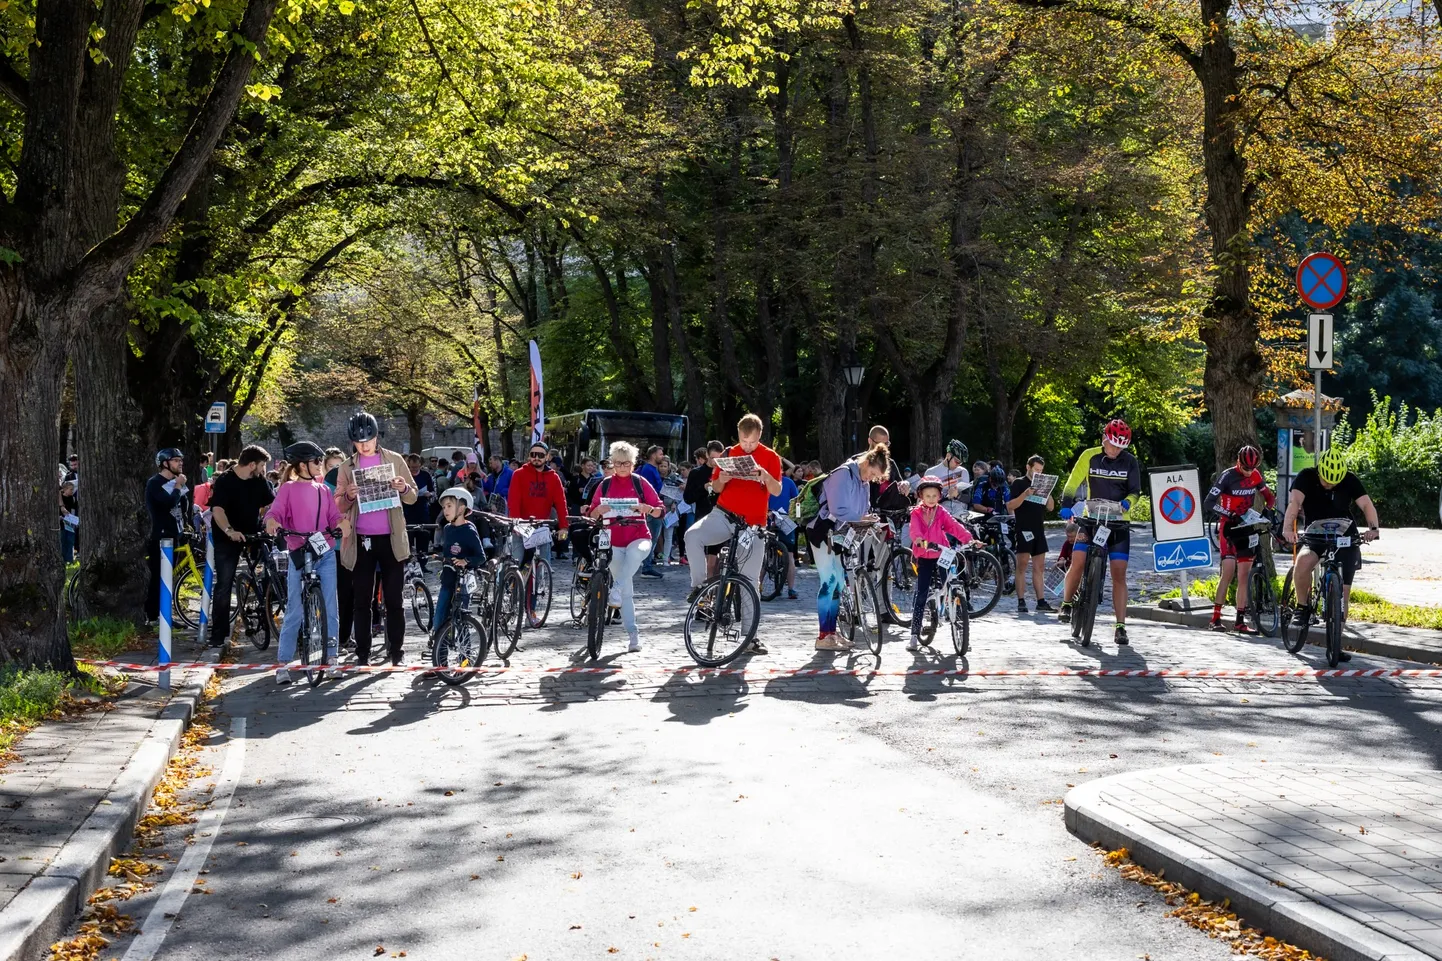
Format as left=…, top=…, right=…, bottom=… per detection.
left=1202, top=445, right=1275, bottom=633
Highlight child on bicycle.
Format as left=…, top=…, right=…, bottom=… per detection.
left=430, top=487, right=487, bottom=650
left=908, top=476, right=973, bottom=651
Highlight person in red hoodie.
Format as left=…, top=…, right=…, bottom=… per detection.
left=507, top=441, right=570, bottom=564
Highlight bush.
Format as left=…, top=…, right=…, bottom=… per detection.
left=69, top=617, right=144, bottom=659
left=1333, top=392, right=1442, bottom=528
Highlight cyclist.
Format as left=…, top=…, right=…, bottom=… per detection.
left=907, top=475, right=974, bottom=651
left=506, top=441, right=570, bottom=562
left=684, top=414, right=783, bottom=656
left=264, top=442, right=343, bottom=684
left=1006, top=454, right=1057, bottom=614
left=924, top=440, right=972, bottom=518
left=1203, top=444, right=1275, bottom=634
left=208, top=445, right=275, bottom=647
left=972, top=465, right=1009, bottom=515
left=1057, top=419, right=1142, bottom=645
left=808, top=443, right=889, bottom=651
left=429, top=486, right=486, bottom=659
left=1282, top=448, right=1380, bottom=660
left=767, top=463, right=801, bottom=600
left=588, top=441, right=665, bottom=653
left=145, top=448, right=189, bottom=624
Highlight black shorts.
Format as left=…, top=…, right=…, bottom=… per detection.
left=1303, top=544, right=1362, bottom=585
left=1219, top=519, right=1258, bottom=561
left=1078, top=525, right=1131, bottom=561
left=1012, top=526, right=1047, bottom=556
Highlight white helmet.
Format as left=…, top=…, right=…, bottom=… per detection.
left=439, top=486, right=473, bottom=510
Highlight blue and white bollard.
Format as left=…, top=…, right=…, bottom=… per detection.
left=159, top=538, right=174, bottom=691
left=197, top=529, right=213, bottom=646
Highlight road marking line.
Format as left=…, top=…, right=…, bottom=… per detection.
left=122, top=717, right=246, bottom=961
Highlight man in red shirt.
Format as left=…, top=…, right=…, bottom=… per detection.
left=507, top=441, right=570, bottom=562
left=684, top=414, right=782, bottom=651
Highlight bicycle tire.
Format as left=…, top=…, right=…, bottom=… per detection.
left=760, top=543, right=786, bottom=602
left=949, top=583, right=970, bottom=656
left=1077, top=551, right=1105, bottom=648
left=964, top=550, right=1003, bottom=618
left=998, top=548, right=1018, bottom=595
left=586, top=572, right=609, bottom=661
left=526, top=558, right=553, bottom=628
left=1325, top=571, right=1345, bottom=668
left=858, top=572, right=885, bottom=657
left=683, top=575, right=759, bottom=667
left=262, top=575, right=284, bottom=649
left=234, top=572, right=264, bottom=650
left=570, top=563, right=591, bottom=624
left=409, top=580, right=434, bottom=635
left=1248, top=565, right=1280, bottom=638
left=65, top=567, right=91, bottom=622
left=300, top=582, right=329, bottom=687
left=492, top=568, right=526, bottom=660
left=1281, top=568, right=1307, bottom=654
left=1206, top=517, right=1220, bottom=551
left=920, top=594, right=939, bottom=646
left=433, top=612, right=484, bottom=686
left=882, top=547, right=916, bottom=628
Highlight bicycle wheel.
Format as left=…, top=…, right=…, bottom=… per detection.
left=569, top=563, right=591, bottom=624
left=433, top=612, right=484, bottom=686
left=65, top=567, right=91, bottom=622
left=492, top=568, right=526, bottom=659
left=526, top=558, right=553, bottom=628
left=949, top=583, right=970, bottom=656
left=1077, top=552, right=1104, bottom=647
left=1248, top=565, right=1280, bottom=637
left=760, top=543, right=786, bottom=602
left=585, top=572, right=609, bottom=661
left=409, top=580, right=434, bottom=635
left=300, top=583, right=329, bottom=687
left=235, top=573, right=265, bottom=650
left=882, top=547, right=916, bottom=628
left=963, top=550, right=1003, bottom=618
left=999, top=548, right=1018, bottom=595
left=683, top=575, right=760, bottom=667
left=857, top=572, right=885, bottom=657
left=1281, top=569, right=1307, bottom=654
left=1206, top=517, right=1220, bottom=551
left=172, top=565, right=201, bottom=630
left=1325, top=572, right=1345, bottom=668
left=262, top=575, right=284, bottom=649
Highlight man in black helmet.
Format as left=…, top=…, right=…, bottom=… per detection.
left=208, top=444, right=274, bottom=645
left=145, top=448, right=189, bottom=623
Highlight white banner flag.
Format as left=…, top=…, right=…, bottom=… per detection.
left=528, top=339, right=545, bottom=446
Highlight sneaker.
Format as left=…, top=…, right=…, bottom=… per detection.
left=1034, top=599, right=1055, bottom=613
left=815, top=632, right=847, bottom=651
left=640, top=568, right=663, bottom=579
left=275, top=667, right=292, bottom=685
left=1058, top=605, right=1072, bottom=624
left=787, top=589, right=799, bottom=600
left=1115, top=624, right=1129, bottom=646
left=748, top=639, right=768, bottom=655
left=906, top=634, right=920, bottom=652
left=1233, top=620, right=1256, bottom=636
left=686, top=587, right=702, bottom=605
left=627, top=635, right=642, bottom=653
left=1208, top=617, right=1227, bottom=632
left=1017, top=599, right=1028, bottom=614
left=1338, top=650, right=1352, bottom=662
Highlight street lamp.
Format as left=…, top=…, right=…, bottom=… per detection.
left=842, top=359, right=866, bottom=389
left=842, top=355, right=866, bottom=451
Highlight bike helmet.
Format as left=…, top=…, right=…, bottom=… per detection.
left=988, top=465, right=1006, bottom=485
left=915, top=475, right=944, bottom=496
left=946, top=439, right=969, bottom=463
left=155, top=447, right=184, bottom=467
left=347, top=410, right=379, bottom=444
left=1317, top=447, right=1348, bottom=485
left=439, top=486, right=474, bottom=511
left=284, top=441, right=326, bottom=463
left=1102, top=418, right=1132, bottom=449
left=1237, top=444, right=1261, bottom=472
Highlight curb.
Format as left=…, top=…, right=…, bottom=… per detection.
left=1065, top=769, right=1436, bottom=961
left=0, top=668, right=213, bottom=961
left=1125, top=604, right=1442, bottom=666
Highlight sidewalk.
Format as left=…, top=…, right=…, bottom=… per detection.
left=0, top=657, right=211, bottom=961
left=1067, top=764, right=1442, bottom=961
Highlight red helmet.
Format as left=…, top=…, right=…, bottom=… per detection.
left=1237, top=445, right=1261, bottom=472
left=1102, top=418, right=1132, bottom=449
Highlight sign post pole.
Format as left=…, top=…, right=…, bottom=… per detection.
left=1297, top=254, right=1345, bottom=459
left=1147, top=464, right=1211, bottom=608
left=159, top=538, right=173, bottom=692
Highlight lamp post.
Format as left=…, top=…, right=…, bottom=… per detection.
left=842, top=355, right=866, bottom=452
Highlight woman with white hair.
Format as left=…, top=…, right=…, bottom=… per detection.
left=587, top=440, right=665, bottom=652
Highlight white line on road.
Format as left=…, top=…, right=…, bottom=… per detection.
left=123, top=716, right=247, bottom=961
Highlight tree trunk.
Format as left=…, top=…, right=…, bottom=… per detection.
left=406, top=403, right=424, bottom=454
left=660, top=239, right=708, bottom=434
left=642, top=253, right=676, bottom=412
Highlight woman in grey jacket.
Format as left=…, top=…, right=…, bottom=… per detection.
left=807, top=444, right=889, bottom=651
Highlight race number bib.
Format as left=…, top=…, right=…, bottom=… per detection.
left=1248, top=534, right=1259, bottom=548
left=597, top=529, right=612, bottom=550
left=462, top=571, right=479, bottom=593
left=842, top=528, right=857, bottom=550
left=307, top=532, right=330, bottom=556
left=937, top=547, right=957, bottom=569
left=1336, top=536, right=1351, bottom=548
left=739, top=530, right=755, bottom=552
left=1094, top=525, right=1111, bottom=547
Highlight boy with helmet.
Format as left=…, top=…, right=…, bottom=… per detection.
left=1281, top=447, right=1381, bottom=660
left=1057, top=419, right=1142, bottom=645
left=428, top=486, right=487, bottom=661
left=924, top=439, right=972, bottom=519
left=1202, top=444, right=1276, bottom=633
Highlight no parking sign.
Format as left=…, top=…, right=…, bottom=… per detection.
left=1147, top=465, right=1204, bottom=542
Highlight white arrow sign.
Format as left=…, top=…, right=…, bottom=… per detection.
left=1307, top=312, right=1334, bottom=371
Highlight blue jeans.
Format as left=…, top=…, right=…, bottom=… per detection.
left=61, top=527, right=77, bottom=564
left=642, top=516, right=662, bottom=571
left=430, top=570, right=470, bottom=635
left=814, top=539, right=844, bottom=634
left=609, top=539, right=652, bottom=638
left=278, top=549, right=339, bottom=663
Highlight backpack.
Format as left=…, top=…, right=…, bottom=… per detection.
left=792, top=471, right=831, bottom=525
left=602, top=474, right=644, bottom=501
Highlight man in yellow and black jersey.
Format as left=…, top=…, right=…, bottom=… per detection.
left=1057, top=419, right=1142, bottom=645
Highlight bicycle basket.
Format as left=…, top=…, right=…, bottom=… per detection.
left=519, top=524, right=553, bottom=550
left=1302, top=518, right=1356, bottom=549
left=570, top=524, right=596, bottom=562
left=1078, top=499, right=1126, bottom=523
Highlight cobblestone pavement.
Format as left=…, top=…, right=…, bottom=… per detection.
left=1070, top=764, right=1442, bottom=960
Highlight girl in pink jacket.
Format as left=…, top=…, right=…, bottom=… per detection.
left=908, top=476, right=973, bottom=651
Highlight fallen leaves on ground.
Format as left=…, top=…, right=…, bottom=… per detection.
left=570, top=871, right=583, bottom=879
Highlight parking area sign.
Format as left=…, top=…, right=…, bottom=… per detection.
left=1147, top=464, right=1204, bottom=542
left=205, top=402, right=228, bottom=434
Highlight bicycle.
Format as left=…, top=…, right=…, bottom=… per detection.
left=403, top=525, right=435, bottom=634
left=956, top=515, right=1005, bottom=618
left=914, top=538, right=970, bottom=655
left=831, top=522, right=886, bottom=657
left=428, top=556, right=488, bottom=686
left=1221, top=509, right=1282, bottom=637
left=1284, top=518, right=1356, bottom=666
left=473, top=513, right=531, bottom=660
left=234, top=534, right=286, bottom=651
left=570, top=516, right=616, bottom=660
left=273, top=526, right=340, bottom=687
left=682, top=507, right=763, bottom=667
left=877, top=508, right=917, bottom=628
left=975, top=513, right=1018, bottom=599
left=566, top=515, right=596, bottom=625
left=511, top=520, right=555, bottom=629
left=1068, top=498, right=1130, bottom=648
left=759, top=512, right=793, bottom=602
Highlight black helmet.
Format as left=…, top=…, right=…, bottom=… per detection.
left=284, top=441, right=326, bottom=464
left=348, top=411, right=379, bottom=443
left=946, top=439, right=968, bottom=463
left=988, top=465, right=1006, bottom=485
left=155, top=447, right=184, bottom=467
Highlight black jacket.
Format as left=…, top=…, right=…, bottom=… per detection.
left=682, top=463, right=715, bottom=520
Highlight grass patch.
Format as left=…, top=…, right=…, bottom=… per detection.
left=69, top=616, right=146, bottom=660
left=1156, top=578, right=1442, bottom=630
left=0, top=665, right=122, bottom=760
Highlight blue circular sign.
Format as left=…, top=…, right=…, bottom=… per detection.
left=1159, top=486, right=1195, bottom=525
left=1296, top=252, right=1349, bottom=310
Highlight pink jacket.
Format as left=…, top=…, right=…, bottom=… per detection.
left=909, top=503, right=973, bottom=559
left=588, top=473, right=663, bottom=549
left=266, top=479, right=342, bottom=551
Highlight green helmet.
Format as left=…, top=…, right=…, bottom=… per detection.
left=1317, top=447, right=1347, bottom=485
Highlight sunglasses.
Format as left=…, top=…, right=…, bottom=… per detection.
left=528, top=451, right=547, bottom=459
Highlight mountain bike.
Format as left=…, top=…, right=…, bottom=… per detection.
left=566, top=515, right=595, bottom=625
left=1224, top=509, right=1282, bottom=637
left=170, top=528, right=241, bottom=633
left=429, top=558, right=488, bottom=687
left=976, top=514, right=1018, bottom=597
left=234, top=534, right=286, bottom=650
left=1284, top=518, right=1355, bottom=667
left=831, top=522, right=886, bottom=657
left=1069, top=499, right=1129, bottom=648
left=473, top=513, right=529, bottom=659
left=403, top=526, right=435, bottom=634
left=759, top=513, right=792, bottom=602
left=273, top=526, right=340, bottom=687
left=683, top=508, right=762, bottom=667
left=570, top=516, right=615, bottom=660
left=915, top=539, right=970, bottom=655
left=878, top=508, right=916, bottom=628
left=511, top=520, right=555, bottom=628
left=955, top=517, right=1004, bottom=618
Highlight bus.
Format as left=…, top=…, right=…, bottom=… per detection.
left=545, top=410, right=690, bottom=467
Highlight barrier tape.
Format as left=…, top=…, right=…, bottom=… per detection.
left=76, top=658, right=1442, bottom=681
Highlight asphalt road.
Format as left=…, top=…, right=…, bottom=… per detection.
left=62, top=563, right=1442, bottom=961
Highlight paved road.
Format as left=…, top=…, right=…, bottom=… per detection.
left=58, top=563, right=1442, bottom=961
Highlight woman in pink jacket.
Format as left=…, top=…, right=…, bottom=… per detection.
left=908, top=476, right=973, bottom=651
left=588, top=441, right=665, bottom=653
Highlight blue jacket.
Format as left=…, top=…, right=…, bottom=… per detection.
left=818, top=461, right=870, bottom=526
left=483, top=463, right=512, bottom=499
left=638, top=462, right=663, bottom=497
